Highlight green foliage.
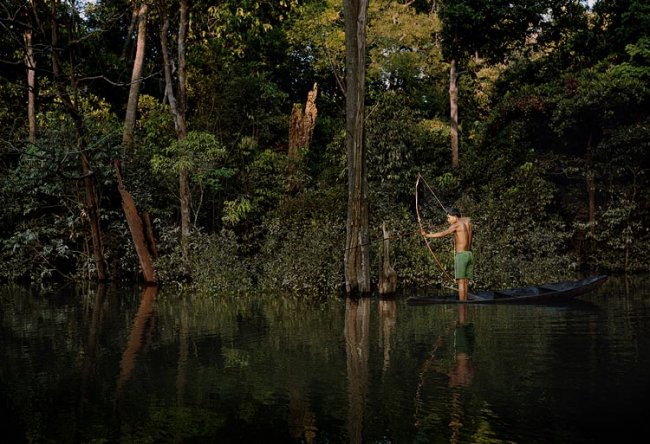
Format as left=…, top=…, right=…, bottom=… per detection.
left=156, top=228, right=255, bottom=293
left=151, top=131, right=229, bottom=185
left=257, top=188, right=346, bottom=296
left=219, top=137, right=287, bottom=230
left=469, top=162, right=575, bottom=289
left=1, top=0, right=648, bottom=290
left=366, top=1, right=444, bottom=93
left=367, top=91, right=449, bottom=211
left=0, top=92, right=123, bottom=283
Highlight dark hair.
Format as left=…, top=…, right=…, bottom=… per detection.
left=446, top=207, right=461, bottom=217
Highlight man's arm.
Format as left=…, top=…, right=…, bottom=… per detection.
left=421, top=223, right=457, bottom=239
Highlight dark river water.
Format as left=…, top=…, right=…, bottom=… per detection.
left=1, top=275, right=649, bottom=443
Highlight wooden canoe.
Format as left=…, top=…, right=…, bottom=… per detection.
left=406, top=275, right=608, bottom=305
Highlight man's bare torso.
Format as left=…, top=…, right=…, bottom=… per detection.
left=453, top=217, right=472, bottom=252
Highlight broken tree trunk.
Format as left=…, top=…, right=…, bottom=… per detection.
left=289, top=82, right=318, bottom=157
left=288, top=83, right=318, bottom=192
left=378, top=222, right=397, bottom=295
left=114, top=160, right=157, bottom=284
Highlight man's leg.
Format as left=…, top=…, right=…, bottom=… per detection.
left=458, top=278, right=468, bottom=301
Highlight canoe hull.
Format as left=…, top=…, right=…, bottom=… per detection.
left=406, top=275, right=608, bottom=305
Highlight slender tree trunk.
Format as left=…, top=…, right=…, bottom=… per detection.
left=79, top=138, right=109, bottom=282
left=50, top=0, right=108, bottom=281
left=160, top=0, right=190, bottom=275
left=118, top=2, right=158, bottom=283
left=344, top=0, right=370, bottom=295
left=121, top=1, right=139, bottom=61
left=449, top=59, right=459, bottom=169
left=586, top=131, right=596, bottom=236
left=24, top=25, right=37, bottom=142
left=177, top=0, right=190, bottom=274
left=142, top=212, right=159, bottom=259
left=122, top=1, right=148, bottom=147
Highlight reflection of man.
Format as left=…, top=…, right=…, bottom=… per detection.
left=448, top=313, right=475, bottom=388
left=448, top=305, right=475, bottom=443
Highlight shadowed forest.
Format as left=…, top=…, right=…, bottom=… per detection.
left=0, top=0, right=648, bottom=296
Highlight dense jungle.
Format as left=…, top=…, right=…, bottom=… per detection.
left=0, top=0, right=648, bottom=296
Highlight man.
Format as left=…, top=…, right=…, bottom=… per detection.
left=419, top=207, right=473, bottom=301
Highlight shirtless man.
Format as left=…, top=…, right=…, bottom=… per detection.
left=420, top=207, right=474, bottom=301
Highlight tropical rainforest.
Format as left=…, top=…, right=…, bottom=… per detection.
left=0, top=0, right=648, bottom=296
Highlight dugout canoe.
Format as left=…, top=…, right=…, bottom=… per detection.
left=406, top=275, right=608, bottom=305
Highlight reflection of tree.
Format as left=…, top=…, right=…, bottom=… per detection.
left=378, top=297, right=396, bottom=371
left=80, top=284, right=107, bottom=412
left=345, top=296, right=370, bottom=444
left=115, top=286, right=157, bottom=402
left=288, top=389, right=318, bottom=443
left=177, top=300, right=189, bottom=406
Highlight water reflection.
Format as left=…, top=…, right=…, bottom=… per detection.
left=288, top=390, right=318, bottom=443
left=115, top=285, right=157, bottom=402
left=448, top=305, right=475, bottom=443
left=80, top=283, right=106, bottom=410
left=177, top=299, right=189, bottom=405
left=2, top=276, right=649, bottom=443
left=345, top=296, right=370, bottom=444
left=414, top=304, right=476, bottom=442
left=378, top=297, right=397, bottom=371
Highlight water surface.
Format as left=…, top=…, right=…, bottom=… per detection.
left=1, top=276, right=649, bottom=443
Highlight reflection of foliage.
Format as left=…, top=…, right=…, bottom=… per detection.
left=223, top=347, right=250, bottom=368
left=1, top=277, right=646, bottom=442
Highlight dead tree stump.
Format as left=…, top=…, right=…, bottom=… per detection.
left=287, top=83, right=318, bottom=192
left=379, top=222, right=397, bottom=295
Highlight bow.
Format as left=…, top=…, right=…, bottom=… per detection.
left=416, top=173, right=454, bottom=283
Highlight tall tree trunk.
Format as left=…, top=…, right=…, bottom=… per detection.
left=160, top=0, right=190, bottom=276
left=344, top=0, right=371, bottom=295
left=24, top=22, right=37, bottom=142
left=121, top=1, right=139, bottom=61
left=586, top=131, right=596, bottom=236
left=449, top=59, right=459, bottom=169
left=118, top=2, right=158, bottom=283
left=50, top=0, right=108, bottom=281
left=122, top=1, right=148, bottom=147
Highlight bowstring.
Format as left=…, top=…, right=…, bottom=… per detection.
left=416, top=174, right=455, bottom=284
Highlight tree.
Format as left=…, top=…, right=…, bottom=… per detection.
left=115, top=0, right=157, bottom=284
left=343, top=0, right=370, bottom=295
left=159, top=0, right=191, bottom=276
left=48, top=0, right=109, bottom=281
left=436, top=0, right=562, bottom=168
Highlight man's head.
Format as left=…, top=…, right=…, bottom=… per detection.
left=446, top=207, right=461, bottom=217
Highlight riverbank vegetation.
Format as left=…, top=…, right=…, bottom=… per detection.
left=1, top=0, right=648, bottom=295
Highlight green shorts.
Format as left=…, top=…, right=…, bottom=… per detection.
left=455, top=251, right=474, bottom=280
